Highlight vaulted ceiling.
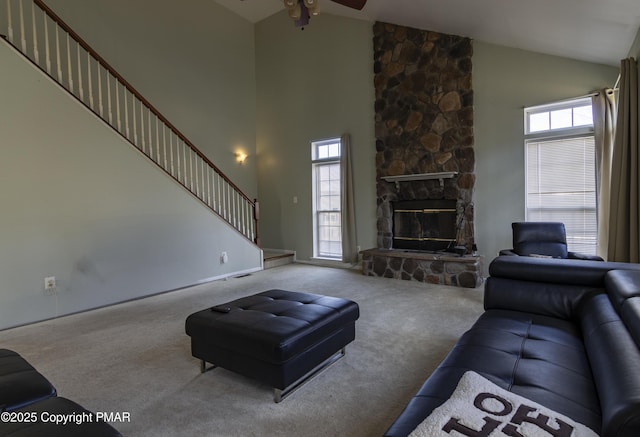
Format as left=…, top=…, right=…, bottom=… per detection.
left=215, top=0, right=640, bottom=66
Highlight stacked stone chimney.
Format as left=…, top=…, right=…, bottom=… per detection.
left=373, top=22, right=475, bottom=252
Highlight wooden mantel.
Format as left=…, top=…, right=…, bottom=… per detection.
left=380, top=172, right=458, bottom=189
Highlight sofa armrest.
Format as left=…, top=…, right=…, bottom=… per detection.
left=582, top=293, right=640, bottom=437
left=0, top=349, right=56, bottom=412
left=498, top=249, right=517, bottom=256
left=568, top=251, right=605, bottom=261
left=605, top=270, right=640, bottom=348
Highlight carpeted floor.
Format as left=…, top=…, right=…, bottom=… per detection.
left=0, top=264, right=484, bottom=436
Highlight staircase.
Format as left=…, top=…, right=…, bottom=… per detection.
left=1, top=0, right=259, bottom=245
left=263, top=250, right=296, bottom=270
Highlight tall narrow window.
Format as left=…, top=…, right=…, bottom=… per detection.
left=524, top=98, right=597, bottom=255
left=312, top=138, right=342, bottom=259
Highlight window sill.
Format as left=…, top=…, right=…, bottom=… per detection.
left=301, top=258, right=360, bottom=269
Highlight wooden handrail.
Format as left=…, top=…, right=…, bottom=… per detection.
left=32, top=0, right=254, bottom=206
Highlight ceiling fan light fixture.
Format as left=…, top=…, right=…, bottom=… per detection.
left=283, top=0, right=367, bottom=26
left=332, top=0, right=367, bottom=10
left=288, top=3, right=302, bottom=19
left=285, top=0, right=368, bottom=28
left=283, top=0, right=297, bottom=9
left=295, top=5, right=310, bottom=27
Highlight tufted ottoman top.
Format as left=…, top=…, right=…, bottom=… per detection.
left=185, top=289, right=359, bottom=364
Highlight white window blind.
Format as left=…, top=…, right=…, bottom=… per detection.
left=524, top=97, right=597, bottom=256
left=526, top=136, right=597, bottom=255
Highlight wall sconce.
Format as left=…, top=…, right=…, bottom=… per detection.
left=236, top=152, right=248, bottom=165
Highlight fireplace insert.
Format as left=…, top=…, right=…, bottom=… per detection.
left=392, top=199, right=457, bottom=252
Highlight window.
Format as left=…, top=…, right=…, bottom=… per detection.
left=312, top=139, right=342, bottom=259
left=524, top=98, right=597, bottom=255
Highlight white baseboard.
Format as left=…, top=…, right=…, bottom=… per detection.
left=195, top=266, right=264, bottom=285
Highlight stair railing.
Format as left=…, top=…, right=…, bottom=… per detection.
left=2, top=0, right=259, bottom=245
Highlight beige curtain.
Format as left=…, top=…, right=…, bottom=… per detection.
left=340, top=133, right=358, bottom=263
left=608, top=58, right=639, bottom=262
left=593, top=89, right=617, bottom=259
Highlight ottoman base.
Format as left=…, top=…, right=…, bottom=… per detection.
left=200, top=347, right=346, bottom=403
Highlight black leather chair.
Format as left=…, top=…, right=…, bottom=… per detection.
left=499, top=221, right=604, bottom=261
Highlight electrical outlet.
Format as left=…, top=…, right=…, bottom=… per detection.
left=44, top=276, right=57, bottom=295
left=221, top=252, right=228, bottom=264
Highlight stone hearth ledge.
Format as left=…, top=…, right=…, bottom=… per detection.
left=360, top=248, right=483, bottom=288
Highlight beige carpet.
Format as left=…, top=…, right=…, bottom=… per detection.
left=0, top=264, right=484, bottom=436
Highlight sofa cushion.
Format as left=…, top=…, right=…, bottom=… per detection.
left=0, top=349, right=56, bottom=412
left=409, top=371, right=599, bottom=437
left=384, top=309, right=601, bottom=437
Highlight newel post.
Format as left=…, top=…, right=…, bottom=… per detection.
left=253, top=199, right=260, bottom=246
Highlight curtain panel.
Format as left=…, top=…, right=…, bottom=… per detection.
left=340, top=134, right=358, bottom=263
left=593, top=88, right=617, bottom=259
left=608, top=58, right=639, bottom=262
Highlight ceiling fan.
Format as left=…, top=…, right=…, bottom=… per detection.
left=283, top=0, right=368, bottom=28
left=328, top=0, right=367, bottom=9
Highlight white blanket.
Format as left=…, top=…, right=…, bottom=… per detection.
left=409, top=371, right=599, bottom=437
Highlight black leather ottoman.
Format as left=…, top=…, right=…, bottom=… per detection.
left=185, top=289, right=359, bottom=402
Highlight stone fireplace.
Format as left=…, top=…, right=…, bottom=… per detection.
left=361, top=22, right=482, bottom=288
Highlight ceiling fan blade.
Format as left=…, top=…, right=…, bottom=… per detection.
left=330, top=0, right=367, bottom=10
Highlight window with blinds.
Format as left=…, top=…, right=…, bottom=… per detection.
left=524, top=98, right=597, bottom=255
left=311, top=138, right=342, bottom=259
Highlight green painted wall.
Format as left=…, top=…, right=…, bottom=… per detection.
left=255, top=11, right=377, bottom=260
left=0, top=0, right=261, bottom=329
left=629, top=27, right=640, bottom=59
left=473, top=42, right=619, bottom=267
left=0, top=42, right=261, bottom=330
left=45, top=0, right=258, bottom=197
left=255, top=12, right=619, bottom=269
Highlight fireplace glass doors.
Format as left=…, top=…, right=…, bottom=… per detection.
left=392, top=199, right=457, bottom=251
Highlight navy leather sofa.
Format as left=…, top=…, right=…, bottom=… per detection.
left=0, top=349, right=121, bottom=436
left=385, top=256, right=640, bottom=437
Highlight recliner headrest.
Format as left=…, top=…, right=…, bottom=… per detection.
left=512, top=222, right=568, bottom=258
